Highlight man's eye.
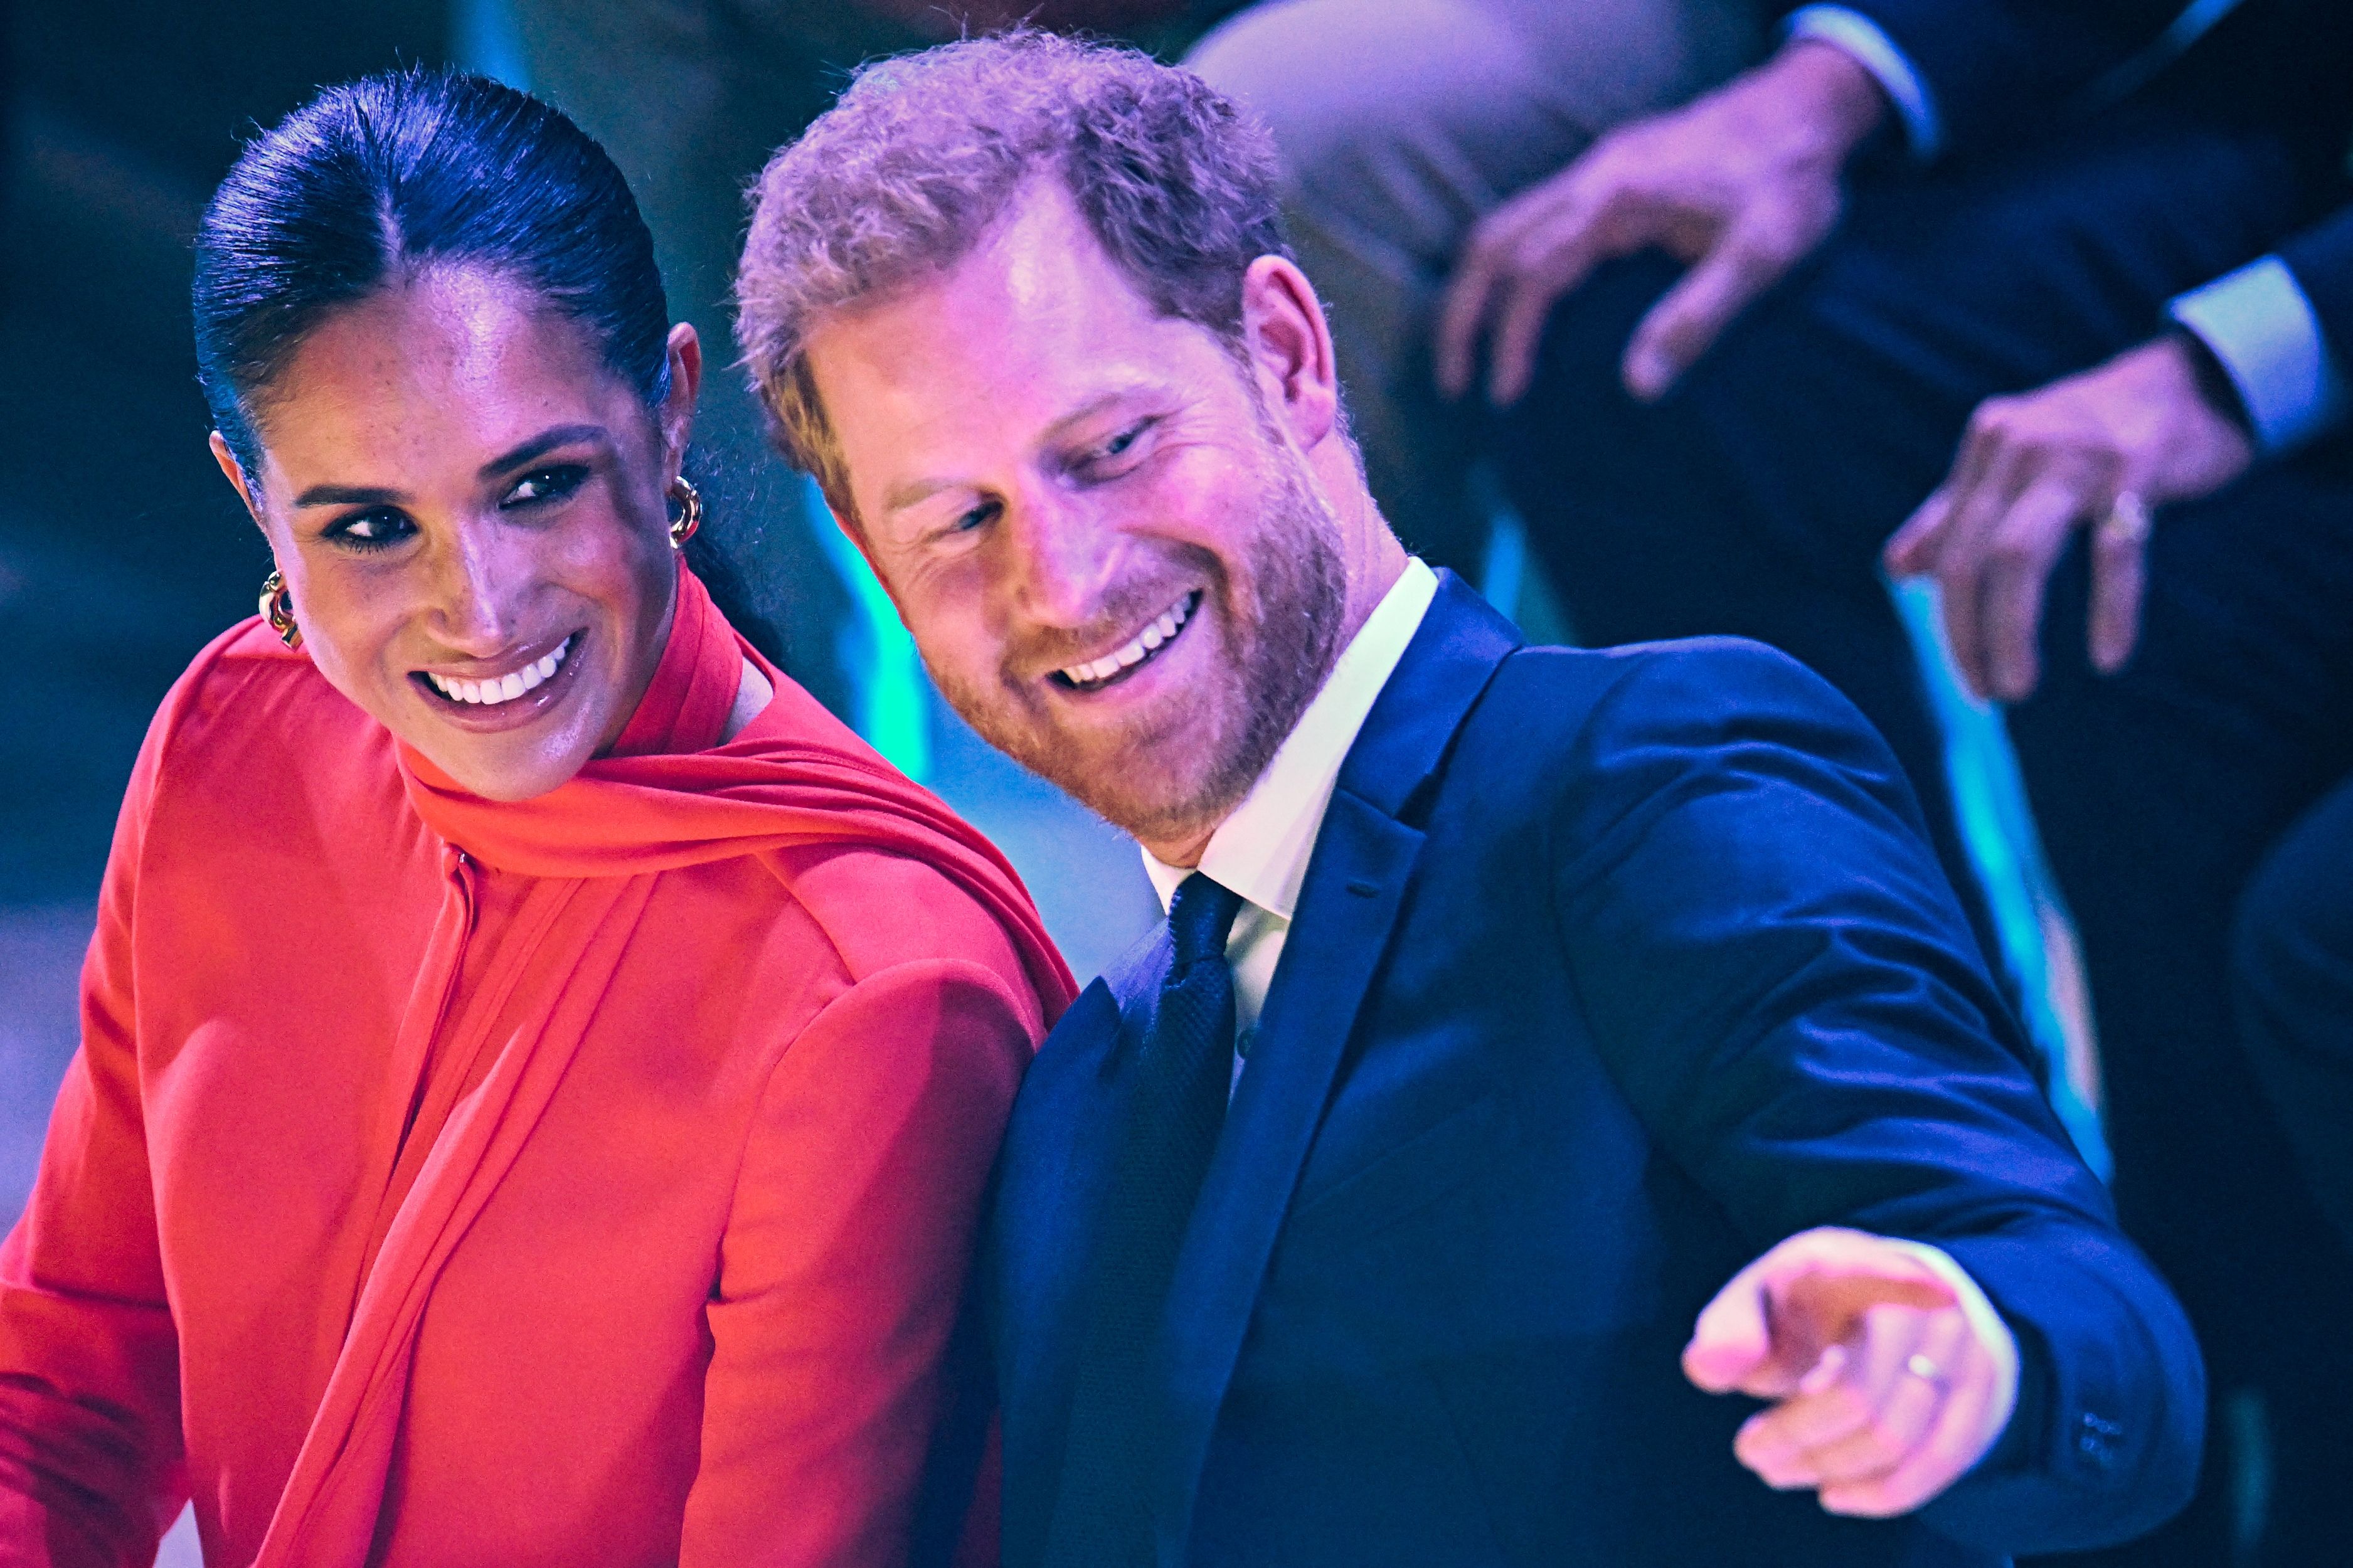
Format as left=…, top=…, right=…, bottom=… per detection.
left=504, top=465, right=589, bottom=507
left=950, top=499, right=1002, bottom=535
left=1097, top=421, right=1152, bottom=462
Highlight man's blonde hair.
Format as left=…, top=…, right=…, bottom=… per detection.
left=734, top=29, right=1291, bottom=525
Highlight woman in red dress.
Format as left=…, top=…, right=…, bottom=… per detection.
left=0, top=67, right=1072, bottom=1567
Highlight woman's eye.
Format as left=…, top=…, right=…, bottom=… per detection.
left=503, top=465, right=589, bottom=507
left=328, top=509, right=414, bottom=549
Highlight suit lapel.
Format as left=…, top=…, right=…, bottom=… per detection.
left=993, top=940, right=1169, bottom=1561
left=1151, top=573, right=1522, bottom=1562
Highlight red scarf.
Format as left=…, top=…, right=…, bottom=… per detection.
left=254, top=565, right=1073, bottom=1565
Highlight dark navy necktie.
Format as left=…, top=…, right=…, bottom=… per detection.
left=1043, top=872, right=1246, bottom=1568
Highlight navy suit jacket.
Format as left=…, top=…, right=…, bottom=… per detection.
left=985, top=576, right=2204, bottom=1565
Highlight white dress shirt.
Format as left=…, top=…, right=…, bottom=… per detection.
left=1142, top=558, right=1438, bottom=1083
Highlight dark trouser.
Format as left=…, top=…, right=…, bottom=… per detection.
left=1501, top=109, right=2353, bottom=1565
left=2236, top=775, right=2353, bottom=1260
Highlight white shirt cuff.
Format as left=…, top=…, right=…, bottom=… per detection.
left=1784, top=5, right=1944, bottom=162
left=1891, top=1239, right=2022, bottom=1464
left=2168, top=255, right=2350, bottom=453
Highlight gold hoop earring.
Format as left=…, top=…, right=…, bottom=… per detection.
left=260, top=569, right=302, bottom=650
left=667, top=476, right=703, bottom=551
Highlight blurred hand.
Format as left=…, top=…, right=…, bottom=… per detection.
left=1684, top=1227, right=2019, bottom=1518
left=1883, top=334, right=2256, bottom=703
left=1435, top=40, right=1886, bottom=408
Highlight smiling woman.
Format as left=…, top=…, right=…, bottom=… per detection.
left=0, top=66, right=1074, bottom=1568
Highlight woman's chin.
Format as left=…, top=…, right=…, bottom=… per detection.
left=405, top=723, right=596, bottom=802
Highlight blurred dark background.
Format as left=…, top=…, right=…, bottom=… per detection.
left=1, top=0, right=466, bottom=1237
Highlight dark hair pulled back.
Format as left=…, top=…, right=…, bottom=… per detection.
left=193, top=64, right=784, bottom=664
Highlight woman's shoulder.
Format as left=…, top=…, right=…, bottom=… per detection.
left=737, top=699, right=1046, bottom=1007
left=140, top=615, right=389, bottom=802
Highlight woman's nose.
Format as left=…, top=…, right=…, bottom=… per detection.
left=428, top=524, right=524, bottom=654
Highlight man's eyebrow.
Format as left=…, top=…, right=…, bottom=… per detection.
left=881, top=391, right=1157, bottom=516
left=884, top=474, right=959, bottom=516
left=293, top=425, right=612, bottom=508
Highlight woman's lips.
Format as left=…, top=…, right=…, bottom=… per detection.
left=411, top=632, right=585, bottom=731
left=422, top=635, right=575, bottom=707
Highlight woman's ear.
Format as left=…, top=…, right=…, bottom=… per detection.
left=210, top=431, right=267, bottom=531
left=1239, top=255, right=1341, bottom=452
left=661, top=322, right=704, bottom=474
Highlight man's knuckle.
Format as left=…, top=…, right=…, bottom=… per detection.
left=1988, top=535, right=2037, bottom=571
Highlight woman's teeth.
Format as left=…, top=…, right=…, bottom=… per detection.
left=425, top=636, right=573, bottom=707
left=1060, top=593, right=1197, bottom=689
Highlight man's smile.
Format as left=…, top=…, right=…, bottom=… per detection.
left=1051, top=590, right=1201, bottom=692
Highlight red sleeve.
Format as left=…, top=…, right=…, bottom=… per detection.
left=679, top=957, right=1033, bottom=1567
left=0, top=695, right=189, bottom=1565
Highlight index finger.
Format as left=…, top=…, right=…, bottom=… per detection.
left=1435, top=226, right=1512, bottom=401
left=1435, top=169, right=1618, bottom=401
left=1684, top=1254, right=1777, bottom=1394
left=1620, top=230, right=1778, bottom=401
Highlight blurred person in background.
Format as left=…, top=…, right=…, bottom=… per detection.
left=738, top=33, right=2208, bottom=1566
left=1184, top=0, right=1765, bottom=577
left=1435, top=1, right=2353, bottom=1560
left=0, top=66, right=1071, bottom=1568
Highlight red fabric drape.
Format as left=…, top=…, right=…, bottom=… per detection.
left=249, top=566, right=1073, bottom=1567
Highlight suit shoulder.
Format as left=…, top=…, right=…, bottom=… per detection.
left=1450, top=635, right=1921, bottom=857
left=1465, top=635, right=1868, bottom=768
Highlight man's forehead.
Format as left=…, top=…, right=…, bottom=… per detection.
left=812, top=186, right=1233, bottom=472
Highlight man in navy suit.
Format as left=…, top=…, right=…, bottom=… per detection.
left=735, top=31, right=2204, bottom=1565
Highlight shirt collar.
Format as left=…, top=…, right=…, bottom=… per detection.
left=1144, top=558, right=1439, bottom=919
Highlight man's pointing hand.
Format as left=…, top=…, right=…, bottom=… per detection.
left=1685, top=1226, right=2021, bottom=1517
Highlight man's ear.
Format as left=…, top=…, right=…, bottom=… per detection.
left=210, top=431, right=267, bottom=529
left=661, top=322, right=704, bottom=475
left=1239, top=255, right=1341, bottom=451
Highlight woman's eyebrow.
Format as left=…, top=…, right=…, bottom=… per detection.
left=294, top=482, right=406, bottom=509
left=292, top=426, right=613, bottom=509
left=477, top=423, right=611, bottom=480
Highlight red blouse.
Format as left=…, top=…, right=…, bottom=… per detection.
left=0, top=568, right=1073, bottom=1567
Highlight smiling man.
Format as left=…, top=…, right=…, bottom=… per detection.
left=736, top=33, right=2203, bottom=1567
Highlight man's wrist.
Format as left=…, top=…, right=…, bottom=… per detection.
left=1763, top=36, right=1894, bottom=162
left=2165, top=327, right=2256, bottom=439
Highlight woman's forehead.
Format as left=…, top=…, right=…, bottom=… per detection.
left=253, top=273, right=645, bottom=479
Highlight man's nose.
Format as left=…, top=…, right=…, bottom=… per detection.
left=1002, top=482, right=1115, bottom=629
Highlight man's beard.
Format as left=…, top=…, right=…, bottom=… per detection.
left=932, top=439, right=1349, bottom=848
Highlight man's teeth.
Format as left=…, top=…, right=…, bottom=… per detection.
left=1060, top=596, right=1194, bottom=689
left=425, top=636, right=573, bottom=707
